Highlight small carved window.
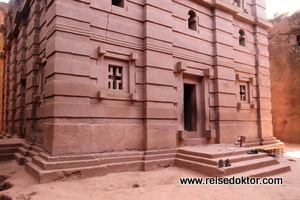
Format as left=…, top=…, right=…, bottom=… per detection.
left=112, top=0, right=124, bottom=8
left=297, top=35, right=300, bottom=46
left=108, top=65, right=123, bottom=90
left=239, top=29, right=246, bottom=46
left=38, top=63, right=46, bottom=95
left=239, top=85, right=247, bottom=102
left=234, top=0, right=241, bottom=8
left=188, top=10, right=197, bottom=31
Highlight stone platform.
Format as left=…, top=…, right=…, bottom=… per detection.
left=0, top=138, right=23, bottom=162
left=9, top=141, right=291, bottom=183
left=22, top=146, right=177, bottom=183
left=176, top=144, right=290, bottom=177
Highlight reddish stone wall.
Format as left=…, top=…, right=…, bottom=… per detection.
left=0, top=2, right=7, bottom=132
left=269, top=11, right=300, bottom=143
left=2, top=0, right=272, bottom=156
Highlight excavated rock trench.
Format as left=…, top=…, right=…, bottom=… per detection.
left=0, top=175, right=12, bottom=200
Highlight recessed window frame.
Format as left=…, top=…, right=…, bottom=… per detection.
left=234, top=0, right=241, bottom=8
left=112, top=0, right=124, bottom=8
left=239, top=29, right=246, bottom=46
left=236, top=78, right=253, bottom=106
left=188, top=10, right=197, bottom=31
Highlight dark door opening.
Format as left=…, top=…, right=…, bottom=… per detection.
left=184, top=84, right=197, bottom=131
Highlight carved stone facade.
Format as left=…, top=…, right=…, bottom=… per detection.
left=2, top=0, right=272, bottom=156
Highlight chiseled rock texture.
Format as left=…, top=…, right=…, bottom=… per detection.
left=1, top=0, right=273, bottom=156
left=269, top=11, right=300, bottom=143
left=0, top=2, right=7, bottom=131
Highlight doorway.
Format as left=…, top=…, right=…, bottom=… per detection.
left=184, top=84, right=197, bottom=132
left=182, top=75, right=205, bottom=138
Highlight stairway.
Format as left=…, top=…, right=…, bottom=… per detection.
left=175, top=148, right=290, bottom=177
left=11, top=141, right=291, bottom=183
left=14, top=142, right=43, bottom=165
left=22, top=148, right=177, bottom=183
left=0, top=139, right=23, bottom=162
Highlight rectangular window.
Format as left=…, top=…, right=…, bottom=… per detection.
left=297, top=35, right=300, bottom=46
left=112, top=0, right=124, bottom=8
left=108, top=65, right=123, bottom=90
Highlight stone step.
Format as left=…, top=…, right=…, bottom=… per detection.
left=242, top=142, right=261, bottom=147
left=0, top=141, right=22, bottom=148
left=14, top=153, right=26, bottom=165
left=175, top=156, right=279, bottom=177
left=182, top=138, right=207, bottom=146
left=22, top=143, right=32, bottom=150
left=0, top=153, right=14, bottom=161
left=38, top=152, right=97, bottom=162
left=25, top=157, right=32, bottom=163
left=144, top=158, right=175, bottom=171
left=144, top=153, right=176, bottom=161
left=0, top=147, right=19, bottom=154
left=175, top=158, right=221, bottom=176
left=106, top=160, right=144, bottom=173
left=25, top=162, right=46, bottom=183
left=32, top=156, right=102, bottom=171
left=25, top=162, right=108, bottom=184
left=32, top=146, right=43, bottom=153
left=26, top=155, right=174, bottom=183
left=213, top=152, right=268, bottom=164
left=176, top=152, right=268, bottom=166
left=101, top=155, right=144, bottom=164
left=234, top=138, right=260, bottom=145
left=222, top=157, right=279, bottom=176
left=176, top=153, right=216, bottom=165
left=27, top=160, right=144, bottom=183
left=145, top=149, right=177, bottom=155
left=18, top=147, right=29, bottom=156
left=28, top=150, right=38, bottom=158
left=244, top=138, right=261, bottom=143
left=39, top=150, right=145, bottom=162
left=232, top=164, right=291, bottom=177
left=178, top=148, right=250, bottom=159
left=33, top=152, right=148, bottom=170
left=96, top=151, right=145, bottom=158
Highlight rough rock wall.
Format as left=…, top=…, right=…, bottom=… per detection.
left=0, top=2, right=7, bottom=131
left=269, top=11, right=300, bottom=143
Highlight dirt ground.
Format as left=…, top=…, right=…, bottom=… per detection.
left=0, top=143, right=300, bottom=200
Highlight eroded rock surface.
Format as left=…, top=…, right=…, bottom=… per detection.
left=269, top=11, right=300, bottom=143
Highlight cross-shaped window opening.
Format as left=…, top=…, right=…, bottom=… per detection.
left=108, top=65, right=123, bottom=90
left=240, top=85, right=246, bottom=102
